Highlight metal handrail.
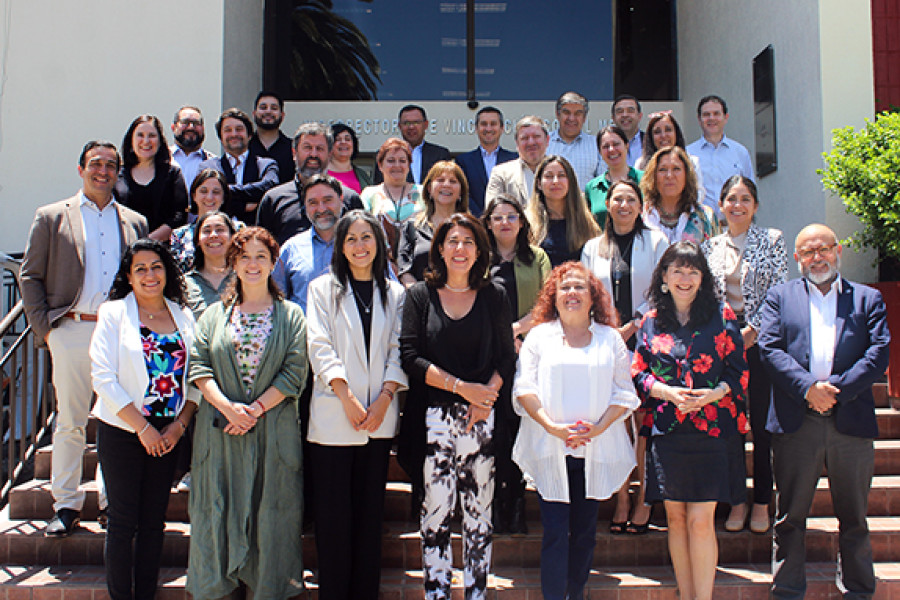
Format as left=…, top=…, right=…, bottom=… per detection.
left=0, top=257, right=54, bottom=506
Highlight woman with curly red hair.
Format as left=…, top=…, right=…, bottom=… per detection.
left=512, top=261, right=639, bottom=600
left=631, top=241, right=748, bottom=600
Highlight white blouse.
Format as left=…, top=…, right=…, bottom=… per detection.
left=512, top=320, right=639, bottom=502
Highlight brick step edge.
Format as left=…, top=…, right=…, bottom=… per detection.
left=15, top=473, right=900, bottom=523
left=10, top=513, right=900, bottom=569
left=4, top=563, right=900, bottom=599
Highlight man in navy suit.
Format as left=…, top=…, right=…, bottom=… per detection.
left=200, top=108, right=279, bottom=223
left=759, top=224, right=890, bottom=599
left=373, top=105, right=450, bottom=185
left=455, top=106, right=517, bottom=216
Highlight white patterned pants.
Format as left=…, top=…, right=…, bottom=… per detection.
left=422, top=403, right=494, bottom=600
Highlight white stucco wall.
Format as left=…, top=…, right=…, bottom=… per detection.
left=678, top=0, right=875, bottom=280
left=0, top=0, right=225, bottom=254
left=223, top=0, right=265, bottom=112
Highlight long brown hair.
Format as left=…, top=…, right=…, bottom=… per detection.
left=417, top=161, right=469, bottom=226
left=526, top=156, right=599, bottom=252
left=640, top=146, right=700, bottom=215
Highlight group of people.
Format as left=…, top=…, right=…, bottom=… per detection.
left=17, top=88, right=890, bottom=600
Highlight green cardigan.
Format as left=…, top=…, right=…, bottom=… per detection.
left=512, top=245, right=552, bottom=320
left=187, top=299, right=308, bottom=600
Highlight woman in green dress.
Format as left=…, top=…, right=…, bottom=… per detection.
left=187, top=226, right=308, bottom=600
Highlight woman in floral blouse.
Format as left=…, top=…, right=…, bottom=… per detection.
left=631, top=241, right=748, bottom=600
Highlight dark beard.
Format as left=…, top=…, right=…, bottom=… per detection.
left=175, top=131, right=202, bottom=152
left=254, top=116, right=283, bottom=132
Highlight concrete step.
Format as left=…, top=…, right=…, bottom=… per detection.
left=874, top=381, right=890, bottom=408
left=33, top=443, right=411, bottom=483
left=34, top=445, right=99, bottom=482
left=2, top=562, right=900, bottom=599
left=7, top=510, right=900, bottom=569
left=7, top=480, right=189, bottom=522
left=877, top=407, right=900, bottom=438
left=14, top=469, right=900, bottom=528
left=744, top=439, right=900, bottom=477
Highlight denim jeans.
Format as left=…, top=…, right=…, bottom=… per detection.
left=537, top=456, right=600, bottom=600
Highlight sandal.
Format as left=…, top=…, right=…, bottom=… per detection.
left=609, top=520, right=628, bottom=535
left=625, top=520, right=649, bottom=535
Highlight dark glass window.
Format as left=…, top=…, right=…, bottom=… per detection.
left=614, top=0, right=678, bottom=100
left=264, top=0, right=676, bottom=101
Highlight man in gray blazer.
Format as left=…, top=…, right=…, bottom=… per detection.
left=20, top=141, right=148, bottom=537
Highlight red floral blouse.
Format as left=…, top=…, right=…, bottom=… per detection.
left=631, top=303, right=749, bottom=438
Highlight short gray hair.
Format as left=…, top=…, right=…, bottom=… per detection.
left=292, top=122, right=334, bottom=151
left=514, top=115, right=548, bottom=140
left=555, top=91, right=589, bottom=115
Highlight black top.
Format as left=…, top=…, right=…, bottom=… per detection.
left=610, top=229, right=636, bottom=321
left=397, top=220, right=434, bottom=281
left=255, top=178, right=364, bottom=245
left=542, top=218, right=582, bottom=267
left=249, top=132, right=296, bottom=184
left=490, top=260, right=518, bottom=318
left=348, top=277, right=374, bottom=358
left=114, top=163, right=188, bottom=232
left=400, top=281, right=516, bottom=408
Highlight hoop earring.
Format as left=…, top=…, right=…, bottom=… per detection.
left=661, top=283, right=669, bottom=293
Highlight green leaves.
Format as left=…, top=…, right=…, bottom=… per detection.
left=820, top=112, right=900, bottom=262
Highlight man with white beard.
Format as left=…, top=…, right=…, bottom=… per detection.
left=759, top=223, right=890, bottom=599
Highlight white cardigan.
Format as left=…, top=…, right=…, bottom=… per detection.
left=512, top=321, right=639, bottom=502
left=90, top=293, right=199, bottom=431
left=581, top=227, right=669, bottom=317
left=306, top=274, right=408, bottom=445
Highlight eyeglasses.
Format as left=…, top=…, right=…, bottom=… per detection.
left=796, top=243, right=837, bottom=260
left=177, top=119, right=202, bottom=127
left=490, top=214, right=520, bottom=224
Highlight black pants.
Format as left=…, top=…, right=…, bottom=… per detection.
left=309, top=438, right=392, bottom=600
left=97, top=421, right=179, bottom=600
left=747, top=344, right=774, bottom=504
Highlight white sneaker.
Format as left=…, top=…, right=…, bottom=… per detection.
left=176, top=472, right=191, bottom=492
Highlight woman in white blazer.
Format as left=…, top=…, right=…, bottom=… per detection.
left=306, top=210, right=407, bottom=600
left=89, top=239, right=198, bottom=600
left=581, top=179, right=667, bottom=535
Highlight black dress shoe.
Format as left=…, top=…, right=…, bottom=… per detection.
left=45, top=509, right=81, bottom=537
left=508, top=497, right=528, bottom=536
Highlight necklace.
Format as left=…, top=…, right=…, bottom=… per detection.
left=444, top=283, right=471, bottom=293
left=611, top=231, right=635, bottom=303
left=351, top=284, right=373, bottom=314
left=141, top=306, right=167, bottom=320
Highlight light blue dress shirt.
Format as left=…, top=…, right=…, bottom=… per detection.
left=273, top=227, right=334, bottom=314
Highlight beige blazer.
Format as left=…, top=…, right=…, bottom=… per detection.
left=20, top=195, right=148, bottom=343
left=306, top=273, right=408, bottom=445
left=485, top=158, right=537, bottom=208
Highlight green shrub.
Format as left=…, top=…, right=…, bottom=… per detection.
left=819, top=111, right=900, bottom=263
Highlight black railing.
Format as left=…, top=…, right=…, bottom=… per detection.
left=1, top=255, right=54, bottom=506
